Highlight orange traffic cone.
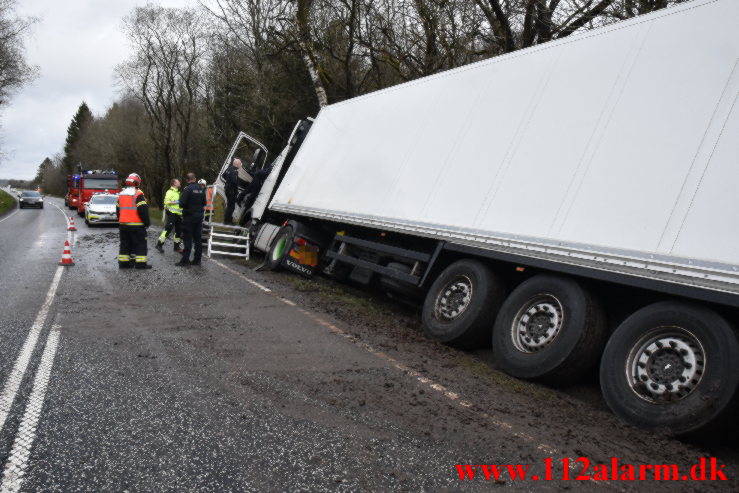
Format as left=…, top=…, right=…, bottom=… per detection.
left=59, top=240, right=74, bottom=266
left=68, top=216, right=77, bottom=232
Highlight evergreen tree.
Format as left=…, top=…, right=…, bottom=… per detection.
left=61, top=102, right=93, bottom=173
left=31, top=157, right=53, bottom=185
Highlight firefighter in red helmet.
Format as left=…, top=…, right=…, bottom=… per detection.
left=116, top=173, right=152, bottom=269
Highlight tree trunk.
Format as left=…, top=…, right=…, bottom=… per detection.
left=295, top=0, right=328, bottom=107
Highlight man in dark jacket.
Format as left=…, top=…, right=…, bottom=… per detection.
left=221, top=158, right=242, bottom=225
left=176, top=173, right=206, bottom=267
left=239, top=164, right=273, bottom=213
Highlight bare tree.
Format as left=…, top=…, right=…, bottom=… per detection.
left=117, top=5, right=209, bottom=204
left=0, top=0, right=37, bottom=108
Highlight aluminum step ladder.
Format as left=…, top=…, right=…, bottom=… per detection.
left=204, top=222, right=249, bottom=260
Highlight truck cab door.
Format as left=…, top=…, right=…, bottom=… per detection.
left=214, top=131, right=268, bottom=202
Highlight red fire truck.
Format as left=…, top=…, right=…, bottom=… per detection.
left=65, top=169, right=120, bottom=216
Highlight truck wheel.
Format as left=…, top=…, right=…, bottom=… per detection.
left=265, top=225, right=293, bottom=271
left=421, top=259, right=505, bottom=347
left=380, top=262, right=422, bottom=300
left=493, top=275, right=607, bottom=381
left=600, top=301, right=739, bottom=434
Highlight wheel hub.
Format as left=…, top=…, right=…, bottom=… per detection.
left=511, top=295, right=564, bottom=353
left=435, top=276, right=473, bottom=321
left=628, top=328, right=705, bottom=403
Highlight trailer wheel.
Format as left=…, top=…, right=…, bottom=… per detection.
left=493, top=275, right=607, bottom=381
left=422, top=259, right=505, bottom=347
left=600, top=301, right=739, bottom=434
left=264, top=225, right=293, bottom=271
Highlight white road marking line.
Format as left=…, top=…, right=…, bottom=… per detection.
left=212, top=259, right=271, bottom=292
left=0, top=210, right=19, bottom=224
left=48, top=201, right=75, bottom=246
left=48, top=201, right=70, bottom=227
left=0, top=267, right=63, bottom=434
left=214, top=261, right=622, bottom=489
left=0, top=327, right=61, bottom=493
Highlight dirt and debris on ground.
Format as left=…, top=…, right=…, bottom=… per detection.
left=4, top=210, right=737, bottom=491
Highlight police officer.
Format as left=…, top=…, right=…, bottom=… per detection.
left=155, top=178, right=183, bottom=253
left=176, top=172, right=206, bottom=266
left=117, top=173, right=152, bottom=269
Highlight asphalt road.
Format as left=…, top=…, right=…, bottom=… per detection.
left=0, top=197, right=737, bottom=492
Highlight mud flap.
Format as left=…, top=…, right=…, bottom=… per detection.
left=281, top=235, right=320, bottom=277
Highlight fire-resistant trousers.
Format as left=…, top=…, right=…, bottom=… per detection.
left=119, top=226, right=148, bottom=268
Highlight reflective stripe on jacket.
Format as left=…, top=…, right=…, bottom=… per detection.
left=118, top=188, right=146, bottom=226
left=164, top=187, right=182, bottom=215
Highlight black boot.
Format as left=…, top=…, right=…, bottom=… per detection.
left=155, top=241, right=164, bottom=253
left=135, top=263, right=153, bottom=270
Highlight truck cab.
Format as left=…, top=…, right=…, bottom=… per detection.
left=76, top=171, right=120, bottom=216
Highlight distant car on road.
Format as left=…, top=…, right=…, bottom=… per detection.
left=84, top=193, right=118, bottom=226
left=18, top=191, right=43, bottom=209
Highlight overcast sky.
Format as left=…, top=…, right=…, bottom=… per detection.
left=0, top=0, right=195, bottom=180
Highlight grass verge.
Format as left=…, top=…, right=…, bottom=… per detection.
left=0, top=189, right=15, bottom=216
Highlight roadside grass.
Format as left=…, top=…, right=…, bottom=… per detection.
left=0, top=189, right=15, bottom=216
left=148, top=206, right=166, bottom=227
left=211, top=194, right=225, bottom=223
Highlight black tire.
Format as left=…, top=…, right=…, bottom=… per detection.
left=421, top=259, right=505, bottom=347
left=493, top=274, right=607, bottom=382
left=600, top=301, right=739, bottom=434
left=264, top=225, right=293, bottom=271
left=380, top=262, right=423, bottom=300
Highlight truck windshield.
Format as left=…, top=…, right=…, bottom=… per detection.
left=83, top=178, right=118, bottom=189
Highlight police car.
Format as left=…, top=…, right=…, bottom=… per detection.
left=84, top=192, right=119, bottom=226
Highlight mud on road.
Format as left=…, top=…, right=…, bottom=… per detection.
left=41, top=228, right=738, bottom=491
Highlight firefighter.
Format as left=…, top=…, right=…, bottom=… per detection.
left=117, top=173, right=152, bottom=269
left=155, top=178, right=183, bottom=253
left=176, top=172, right=206, bottom=266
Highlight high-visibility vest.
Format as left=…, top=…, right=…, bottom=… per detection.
left=118, top=188, right=145, bottom=226
left=164, top=187, right=182, bottom=215
left=205, top=185, right=215, bottom=213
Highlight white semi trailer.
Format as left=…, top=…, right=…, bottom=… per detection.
left=236, top=0, right=739, bottom=434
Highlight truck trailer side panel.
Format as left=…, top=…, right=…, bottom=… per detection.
left=269, top=0, right=739, bottom=290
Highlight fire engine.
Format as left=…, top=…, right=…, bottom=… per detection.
left=65, top=168, right=120, bottom=216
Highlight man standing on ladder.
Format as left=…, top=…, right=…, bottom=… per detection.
left=176, top=173, right=206, bottom=267
left=117, top=173, right=152, bottom=270
left=221, top=158, right=242, bottom=225
left=155, top=178, right=183, bottom=254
